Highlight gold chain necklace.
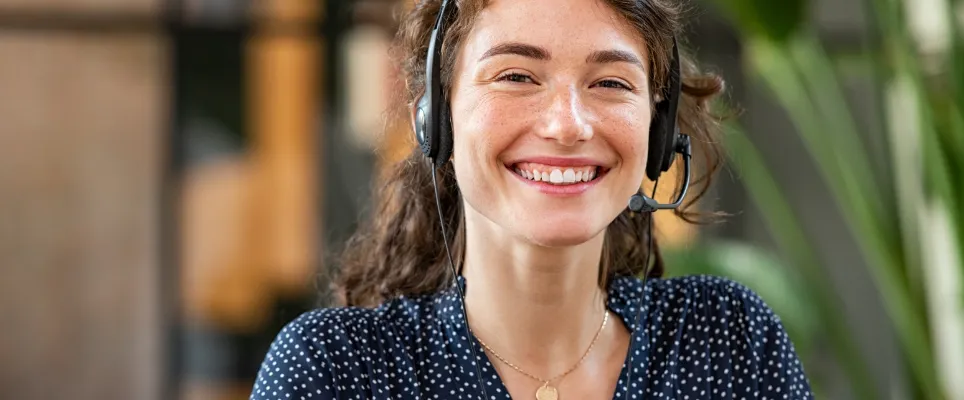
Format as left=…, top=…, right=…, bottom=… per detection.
left=475, top=311, right=609, bottom=400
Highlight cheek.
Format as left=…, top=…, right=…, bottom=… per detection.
left=603, top=109, right=651, bottom=167
left=451, top=92, right=536, bottom=158
left=448, top=98, right=503, bottom=198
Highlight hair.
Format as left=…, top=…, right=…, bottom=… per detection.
left=334, top=0, right=727, bottom=307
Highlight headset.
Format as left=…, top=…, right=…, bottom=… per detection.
left=412, top=0, right=693, bottom=398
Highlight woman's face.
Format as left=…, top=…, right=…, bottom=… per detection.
left=448, top=0, right=652, bottom=247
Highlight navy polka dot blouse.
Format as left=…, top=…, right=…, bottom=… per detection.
left=250, top=275, right=814, bottom=399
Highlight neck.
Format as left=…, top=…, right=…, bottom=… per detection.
left=460, top=208, right=609, bottom=378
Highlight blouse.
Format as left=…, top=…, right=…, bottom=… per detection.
left=250, top=274, right=814, bottom=399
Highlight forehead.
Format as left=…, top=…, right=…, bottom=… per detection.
left=463, top=0, right=647, bottom=59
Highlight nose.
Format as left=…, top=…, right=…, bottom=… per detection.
left=536, top=86, right=594, bottom=146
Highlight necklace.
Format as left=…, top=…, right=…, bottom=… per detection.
left=475, top=310, right=609, bottom=400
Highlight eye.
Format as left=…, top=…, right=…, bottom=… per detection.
left=593, top=79, right=633, bottom=90
left=496, top=72, right=536, bottom=84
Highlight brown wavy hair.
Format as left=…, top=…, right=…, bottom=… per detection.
left=334, top=0, right=727, bottom=307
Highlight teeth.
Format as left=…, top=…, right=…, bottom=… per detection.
left=514, top=164, right=600, bottom=185
left=549, top=170, right=563, bottom=183
left=561, top=169, right=574, bottom=183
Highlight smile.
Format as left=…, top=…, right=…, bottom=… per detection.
left=509, top=162, right=608, bottom=186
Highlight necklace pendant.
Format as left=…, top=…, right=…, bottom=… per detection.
left=535, top=383, right=558, bottom=400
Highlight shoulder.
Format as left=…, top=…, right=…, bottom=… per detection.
left=261, top=294, right=437, bottom=357
left=248, top=308, right=369, bottom=400
left=633, top=274, right=813, bottom=398
left=250, top=296, right=437, bottom=400
left=650, top=274, right=776, bottom=317
left=612, top=273, right=778, bottom=323
left=272, top=291, right=440, bottom=340
left=642, top=274, right=789, bottom=348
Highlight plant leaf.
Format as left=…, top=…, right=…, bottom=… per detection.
left=722, top=123, right=878, bottom=399
left=707, top=0, right=808, bottom=42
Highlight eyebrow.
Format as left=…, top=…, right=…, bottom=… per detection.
left=586, top=49, right=645, bottom=70
left=479, top=42, right=645, bottom=71
left=479, top=42, right=551, bottom=61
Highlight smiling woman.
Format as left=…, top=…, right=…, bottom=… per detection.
left=249, top=0, right=815, bottom=399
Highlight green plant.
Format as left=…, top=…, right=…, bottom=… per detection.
left=704, top=0, right=964, bottom=398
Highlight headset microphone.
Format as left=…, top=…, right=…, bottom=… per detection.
left=628, top=134, right=692, bottom=213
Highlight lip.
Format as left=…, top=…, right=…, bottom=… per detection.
left=503, top=156, right=610, bottom=169
left=505, top=164, right=608, bottom=196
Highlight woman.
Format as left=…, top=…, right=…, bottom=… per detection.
left=251, top=0, right=814, bottom=398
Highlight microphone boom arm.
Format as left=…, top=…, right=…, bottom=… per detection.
left=628, top=134, right=692, bottom=213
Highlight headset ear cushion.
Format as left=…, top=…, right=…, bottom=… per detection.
left=415, top=94, right=434, bottom=159
left=660, top=127, right=680, bottom=173
left=646, top=113, right=669, bottom=181
left=434, top=100, right=454, bottom=168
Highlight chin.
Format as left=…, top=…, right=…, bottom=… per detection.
left=519, top=218, right=605, bottom=248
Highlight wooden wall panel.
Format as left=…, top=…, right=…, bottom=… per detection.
left=0, top=32, right=165, bottom=400
left=245, top=1, right=321, bottom=299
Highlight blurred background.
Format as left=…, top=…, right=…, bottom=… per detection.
left=1, top=0, right=961, bottom=399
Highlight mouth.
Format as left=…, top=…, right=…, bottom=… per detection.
left=507, top=162, right=610, bottom=185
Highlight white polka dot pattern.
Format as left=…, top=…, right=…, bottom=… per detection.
left=250, top=275, right=814, bottom=399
